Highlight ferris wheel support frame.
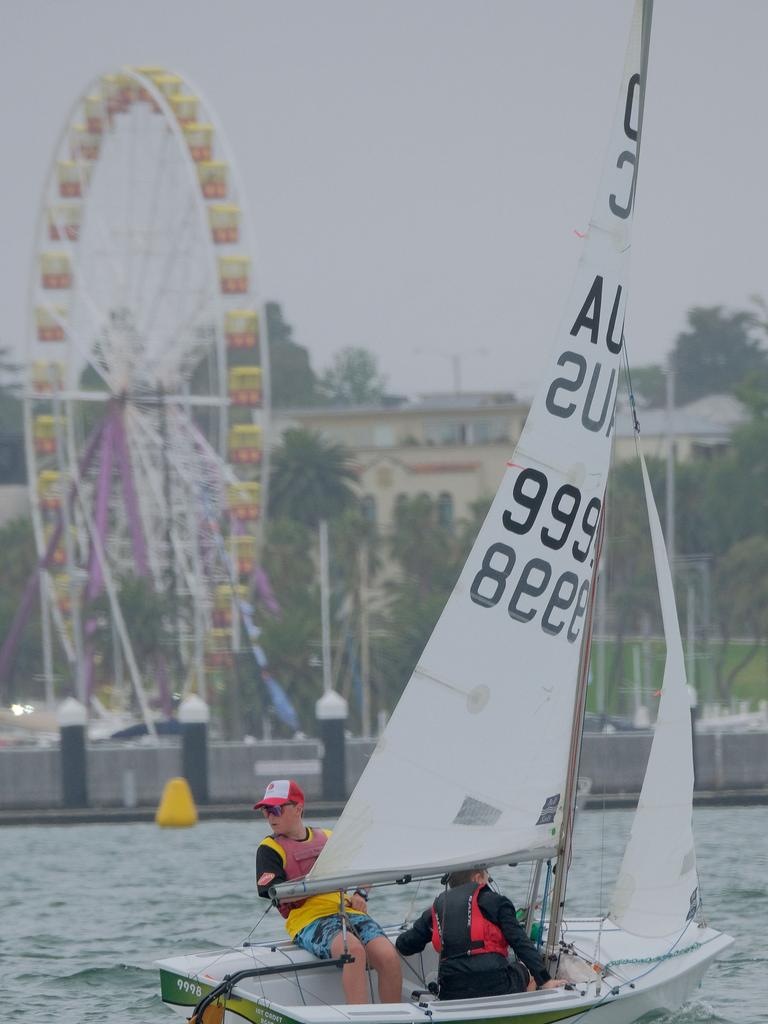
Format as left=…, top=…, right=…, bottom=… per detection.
left=54, top=389, right=88, bottom=704
left=69, top=461, right=157, bottom=738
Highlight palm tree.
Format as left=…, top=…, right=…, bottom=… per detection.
left=268, top=428, right=357, bottom=528
left=389, top=493, right=462, bottom=598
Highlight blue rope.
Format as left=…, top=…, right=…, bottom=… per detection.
left=537, top=861, right=552, bottom=949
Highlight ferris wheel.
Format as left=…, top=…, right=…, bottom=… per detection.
left=21, top=67, right=271, bottom=727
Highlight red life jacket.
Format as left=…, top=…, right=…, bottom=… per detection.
left=271, top=827, right=329, bottom=919
left=431, top=883, right=509, bottom=959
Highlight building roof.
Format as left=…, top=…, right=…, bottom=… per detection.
left=275, top=392, right=523, bottom=419
left=678, top=393, right=748, bottom=428
left=614, top=406, right=732, bottom=441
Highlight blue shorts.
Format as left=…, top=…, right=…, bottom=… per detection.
left=293, top=914, right=386, bottom=959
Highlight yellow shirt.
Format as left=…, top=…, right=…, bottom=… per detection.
left=259, top=827, right=366, bottom=938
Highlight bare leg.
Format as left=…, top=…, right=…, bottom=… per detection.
left=364, top=936, right=403, bottom=1003
left=330, top=932, right=369, bottom=1004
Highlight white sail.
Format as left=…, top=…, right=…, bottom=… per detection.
left=304, top=0, right=650, bottom=888
left=608, top=453, right=699, bottom=937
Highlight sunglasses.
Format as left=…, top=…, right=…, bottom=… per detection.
left=261, top=802, right=296, bottom=818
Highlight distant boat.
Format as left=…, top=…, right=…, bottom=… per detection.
left=157, top=3, right=733, bottom=1021
left=0, top=703, right=172, bottom=743
left=107, top=719, right=180, bottom=740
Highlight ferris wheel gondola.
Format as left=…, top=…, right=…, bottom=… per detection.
left=21, top=66, right=271, bottom=726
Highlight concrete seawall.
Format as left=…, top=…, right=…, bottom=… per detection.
left=0, top=732, right=766, bottom=813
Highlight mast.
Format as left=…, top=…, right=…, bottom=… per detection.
left=545, top=513, right=605, bottom=960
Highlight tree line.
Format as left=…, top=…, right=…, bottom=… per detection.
left=0, top=303, right=766, bottom=729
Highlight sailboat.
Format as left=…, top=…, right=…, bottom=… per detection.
left=157, top=2, right=733, bottom=1020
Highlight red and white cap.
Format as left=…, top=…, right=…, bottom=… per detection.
left=253, top=778, right=305, bottom=810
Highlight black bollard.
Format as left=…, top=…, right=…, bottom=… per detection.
left=316, top=690, right=348, bottom=802
left=179, top=695, right=210, bottom=804
left=58, top=697, right=88, bottom=808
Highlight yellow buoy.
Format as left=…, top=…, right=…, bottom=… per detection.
left=155, top=777, right=198, bottom=828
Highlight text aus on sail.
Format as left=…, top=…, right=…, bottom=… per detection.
left=467, top=269, right=628, bottom=645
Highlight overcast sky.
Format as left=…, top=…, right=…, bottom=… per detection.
left=2, top=1, right=767, bottom=400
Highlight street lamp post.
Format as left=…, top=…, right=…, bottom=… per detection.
left=414, top=347, right=488, bottom=393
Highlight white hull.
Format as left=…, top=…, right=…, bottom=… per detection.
left=157, top=918, right=733, bottom=1024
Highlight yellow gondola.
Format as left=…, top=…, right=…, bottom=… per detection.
left=33, top=414, right=65, bottom=455
left=152, top=73, right=183, bottom=100
left=219, top=255, right=249, bottom=294
left=204, top=628, right=234, bottom=669
left=224, top=309, right=258, bottom=349
left=184, top=122, right=214, bottom=162
left=48, top=204, right=81, bottom=242
left=52, top=573, right=75, bottom=615
left=41, top=252, right=72, bottom=290
left=212, top=583, right=248, bottom=627
left=228, top=366, right=261, bottom=406
left=209, top=204, right=240, bottom=244
left=57, top=160, right=82, bottom=198
left=71, top=124, right=100, bottom=161
left=228, top=424, right=261, bottom=464
left=231, top=535, right=257, bottom=576
left=169, top=94, right=199, bottom=126
left=31, top=360, right=65, bottom=393
left=134, top=66, right=166, bottom=105
left=37, top=470, right=62, bottom=511
left=84, top=95, right=104, bottom=134
left=44, top=525, right=66, bottom=567
left=35, top=306, right=67, bottom=342
left=227, top=481, right=260, bottom=521
left=198, top=160, right=228, bottom=199
left=101, top=73, right=133, bottom=115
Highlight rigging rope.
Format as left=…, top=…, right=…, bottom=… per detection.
left=603, top=940, right=703, bottom=970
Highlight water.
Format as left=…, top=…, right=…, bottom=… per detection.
left=2, top=807, right=764, bottom=1022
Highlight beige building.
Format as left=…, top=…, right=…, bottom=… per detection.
left=274, top=393, right=527, bottom=530
left=0, top=395, right=742, bottom=539
left=273, top=392, right=744, bottom=532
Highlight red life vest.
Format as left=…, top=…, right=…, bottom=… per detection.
left=431, top=883, right=509, bottom=959
left=270, top=827, right=329, bottom=919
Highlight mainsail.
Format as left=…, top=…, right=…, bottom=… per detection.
left=608, top=454, right=699, bottom=937
left=297, top=0, right=652, bottom=891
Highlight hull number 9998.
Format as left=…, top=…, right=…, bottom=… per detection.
left=177, top=978, right=204, bottom=999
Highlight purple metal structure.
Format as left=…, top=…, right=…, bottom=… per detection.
left=1, top=402, right=168, bottom=707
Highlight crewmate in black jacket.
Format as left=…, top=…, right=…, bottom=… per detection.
left=395, top=867, right=566, bottom=1001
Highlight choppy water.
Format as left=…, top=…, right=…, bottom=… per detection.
left=2, top=807, right=764, bottom=1022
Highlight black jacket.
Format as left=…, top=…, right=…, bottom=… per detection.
left=396, top=884, right=551, bottom=998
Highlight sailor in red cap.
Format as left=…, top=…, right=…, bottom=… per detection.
left=254, top=779, right=401, bottom=1004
